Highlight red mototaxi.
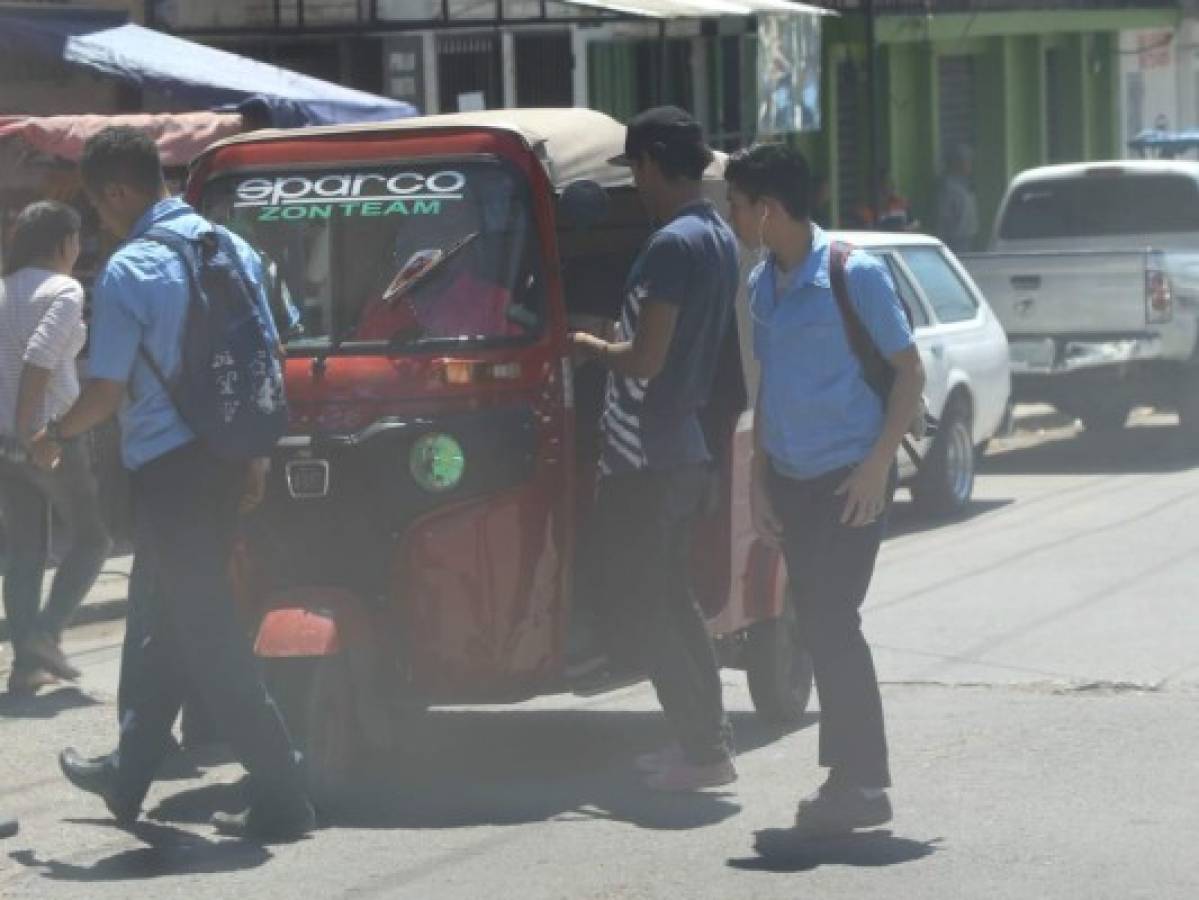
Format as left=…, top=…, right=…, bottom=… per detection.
left=187, top=108, right=811, bottom=791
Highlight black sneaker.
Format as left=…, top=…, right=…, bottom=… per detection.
left=0, top=815, right=17, bottom=839
left=211, top=797, right=316, bottom=843
left=792, top=781, right=892, bottom=837
left=58, top=748, right=140, bottom=827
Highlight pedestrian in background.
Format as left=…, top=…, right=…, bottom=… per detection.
left=36, top=126, right=313, bottom=842
left=725, top=144, right=925, bottom=836
left=0, top=201, right=111, bottom=696
left=854, top=168, right=920, bottom=233
left=571, top=106, right=739, bottom=792
left=936, top=143, right=979, bottom=253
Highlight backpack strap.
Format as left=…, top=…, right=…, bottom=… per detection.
left=828, top=242, right=878, bottom=380
left=131, top=227, right=201, bottom=399
left=828, top=240, right=925, bottom=469
left=141, top=225, right=197, bottom=260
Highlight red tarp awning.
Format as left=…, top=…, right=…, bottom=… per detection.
left=0, top=111, right=243, bottom=168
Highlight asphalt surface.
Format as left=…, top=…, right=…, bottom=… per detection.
left=1, top=408, right=1197, bottom=899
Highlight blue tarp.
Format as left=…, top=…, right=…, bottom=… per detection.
left=0, top=11, right=417, bottom=127
left=1128, top=129, right=1199, bottom=152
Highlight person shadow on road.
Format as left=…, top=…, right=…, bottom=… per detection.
left=730, top=828, right=942, bottom=873
left=9, top=819, right=271, bottom=882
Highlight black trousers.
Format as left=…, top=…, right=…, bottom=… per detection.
left=114, top=442, right=303, bottom=810
left=769, top=462, right=892, bottom=789
left=592, top=465, right=732, bottom=765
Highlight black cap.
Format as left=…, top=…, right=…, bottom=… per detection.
left=608, top=105, right=713, bottom=168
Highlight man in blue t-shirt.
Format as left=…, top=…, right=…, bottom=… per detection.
left=725, top=144, right=926, bottom=839
left=28, top=127, right=313, bottom=842
left=572, top=107, right=738, bottom=792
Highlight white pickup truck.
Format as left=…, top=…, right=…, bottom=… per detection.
left=960, top=160, right=1199, bottom=434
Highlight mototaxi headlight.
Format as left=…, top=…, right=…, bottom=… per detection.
left=410, top=433, right=465, bottom=492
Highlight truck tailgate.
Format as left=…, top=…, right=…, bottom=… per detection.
left=961, top=250, right=1148, bottom=337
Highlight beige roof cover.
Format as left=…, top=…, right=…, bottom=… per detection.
left=560, top=0, right=832, bottom=17
left=200, top=107, right=725, bottom=192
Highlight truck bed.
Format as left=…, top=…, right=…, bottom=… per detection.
left=960, top=250, right=1152, bottom=339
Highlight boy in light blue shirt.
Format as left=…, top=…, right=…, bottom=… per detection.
left=31, top=126, right=312, bottom=842
left=725, top=144, right=925, bottom=839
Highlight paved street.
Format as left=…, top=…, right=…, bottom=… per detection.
left=2, top=409, right=1198, bottom=899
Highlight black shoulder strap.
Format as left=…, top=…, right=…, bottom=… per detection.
left=140, top=226, right=197, bottom=264
left=828, top=241, right=875, bottom=370
left=130, top=227, right=199, bottom=399
left=829, top=240, right=924, bottom=468
left=829, top=240, right=892, bottom=396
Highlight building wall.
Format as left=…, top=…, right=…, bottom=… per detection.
left=578, top=7, right=1170, bottom=244
left=1, top=0, right=140, bottom=20
left=1118, top=23, right=1199, bottom=148
left=803, top=6, right=1175, bottom=246
left=125, top=3, right=1178, bottom=248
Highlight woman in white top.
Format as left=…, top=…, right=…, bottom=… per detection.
left=0, top=201, right=110, bottom=695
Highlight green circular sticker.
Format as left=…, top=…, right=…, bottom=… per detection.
left=410, top=433, right=465, bottom=492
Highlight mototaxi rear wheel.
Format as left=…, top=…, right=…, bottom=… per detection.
left=264, top=654, right=362, bottom=814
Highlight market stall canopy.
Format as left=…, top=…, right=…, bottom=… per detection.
left=0, top=11, right=417, bottom=127
left=555, top=0, right=833, bottom=17
left=0, top=112, right=245, bottom=168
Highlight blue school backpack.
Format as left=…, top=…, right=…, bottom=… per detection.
left=138, top=225, right=287, bottom=460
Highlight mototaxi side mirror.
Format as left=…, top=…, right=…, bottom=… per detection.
left=558, top=179, right=610, bottom=231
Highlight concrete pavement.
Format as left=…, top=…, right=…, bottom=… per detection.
left=1, top=409, right=1197, bottom=899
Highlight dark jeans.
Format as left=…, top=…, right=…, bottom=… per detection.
left=769, top=461, right=893, bottom=789
left=592, top=465, right=732, bottom=766
left=117, top=565, right=217, bottom=751
left=0, top=438, right=110, bottom=665
left=115, top=441, right=304, bottom=810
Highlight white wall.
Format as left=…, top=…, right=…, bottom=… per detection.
left=1119, top=23, right=1199, bottom=153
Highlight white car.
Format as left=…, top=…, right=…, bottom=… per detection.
left=834, top=231, right=1012, bottom=516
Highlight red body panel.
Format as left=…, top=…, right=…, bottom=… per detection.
left=193, top=122, right=775, bottom=705
left=195, top=127, right=573, bottom=695
left=402, top=488, right=563, bottom=700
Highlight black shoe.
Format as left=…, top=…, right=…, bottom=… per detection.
left=211, top=797, right=315, bottom=843
left=791, top=780, right=893, bottom=837
left=58, top=748, right=139, bottom=827
left=0, top=815, right=17, bottom=839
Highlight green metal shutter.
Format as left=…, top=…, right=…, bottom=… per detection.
left=938, top=54, right=978, bottom=163
left=588, top=42, right=637, bottom=122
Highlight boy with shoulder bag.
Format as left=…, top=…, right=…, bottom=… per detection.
left=724, top=144, right=926, bottom=838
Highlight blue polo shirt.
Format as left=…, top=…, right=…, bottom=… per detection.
left=751, top=226, right=913, bottom=480
left=88, top=198, right=279, bottom=470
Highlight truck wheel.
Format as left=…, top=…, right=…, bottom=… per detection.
left=264, top=655, right=362, bottom=813
left=747, top=593, right=814, bottom=727
left=912, top=399, right=975, bottom=517
left=1072, top=399, right=1132, bottom=434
